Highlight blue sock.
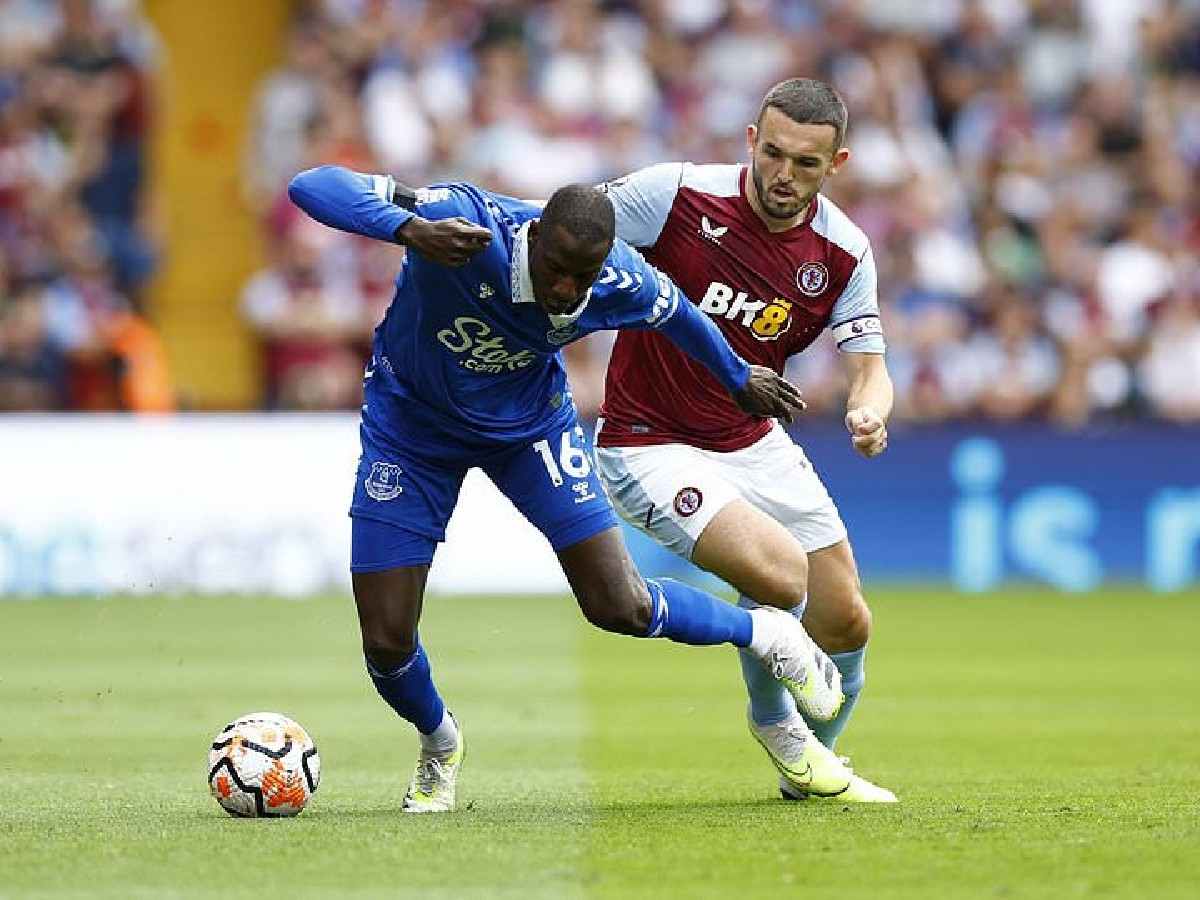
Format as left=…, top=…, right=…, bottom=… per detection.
left=365, top=642, right=445, bottom=735
left=806, top=646, right=866, bottom=749
left=644, top=578, right=753, bottom=647
left=737, top=595, right=803, bottom=727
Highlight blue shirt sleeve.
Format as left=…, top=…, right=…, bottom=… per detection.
left=287, top=165, right=416, bottom=243
left=596, top=243, right=751, bottom=394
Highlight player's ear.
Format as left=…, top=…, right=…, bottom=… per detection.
left=829, top=146, right=851, bottom=176
left=746, top=123, right=758, bottom=156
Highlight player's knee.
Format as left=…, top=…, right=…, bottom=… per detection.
left=576, top=577, right=651, bottom=637
left=753, top=555, right=809, bottom=610
left=361, top=627, right=418, bottom=672
left=831, top=595, right=872, bottom=652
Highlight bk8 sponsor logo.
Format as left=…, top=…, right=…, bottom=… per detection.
left=698, top=282, right=792, bottom=340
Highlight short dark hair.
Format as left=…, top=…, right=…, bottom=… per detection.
left=757, top=78, right=848, bottom=149
left=541, top=184, right=615, bottom=248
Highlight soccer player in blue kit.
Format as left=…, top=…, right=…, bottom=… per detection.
left=288, top=165, right=849, bottom=813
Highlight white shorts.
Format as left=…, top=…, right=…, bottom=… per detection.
left=594, top=422, right=848, bottom=561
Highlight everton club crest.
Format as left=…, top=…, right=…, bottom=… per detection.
left=365, top=461, right=404, bottom=501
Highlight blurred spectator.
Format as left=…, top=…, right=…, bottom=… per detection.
left=44, top=0, right=159, bottom=295
left=0, top=287, right=66, bottom=411
left=239, top=0, right=1200, bottom=425
left=0, top=0, right=169, bottom=413
left=244, top=18, right=337, bottom=209
left=888, top=303, right=978, bottom=421
left=969, top=289, right=1061, bottom=420
left=1140, top=296, right=1200, bottom=420
left=241, top=214, right=369, bottom=410
left=42, top=202, right=172, bottom=411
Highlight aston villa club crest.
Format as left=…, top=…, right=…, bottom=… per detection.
left=796, top=261, right=829, bottom=297
left=364, top=462, right=404, bottom=501
left=673, top=486, right=703, bottom=517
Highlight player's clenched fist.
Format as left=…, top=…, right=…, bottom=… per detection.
left=733, top=365, right=807, bottom=423
left=396, top=216, right=493, bottom=267
left=845, top=406, right=887, bottom=458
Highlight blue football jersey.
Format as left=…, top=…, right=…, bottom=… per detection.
left=288, top=167, right=750, bottom=451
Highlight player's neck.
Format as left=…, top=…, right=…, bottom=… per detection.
left=743, top=178, right=811, bottom=233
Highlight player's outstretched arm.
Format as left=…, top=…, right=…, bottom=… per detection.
left=287, top=165, right=491, bottom=266
left=843, top=352, right=893, bottom=458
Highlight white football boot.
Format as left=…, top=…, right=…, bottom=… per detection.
left=747, top=608, right=844, bottom=722
left=402, top=714, right=464, bottom=813
left=749, top=710, right=855, bottom=797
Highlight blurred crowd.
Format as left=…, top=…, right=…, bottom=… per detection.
left=0, top=0, right=171, bottom=412
left=4, top=0, right=1199, bottom=424
left=241, top=0, right=1200, bottom=424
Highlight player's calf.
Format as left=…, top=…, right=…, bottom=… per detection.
left=572, top=575, right=653, bottom=636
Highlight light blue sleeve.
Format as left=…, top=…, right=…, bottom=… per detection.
left=599, top=163, right=684, bottom=249
left=829, top=247, right=886, bottom=353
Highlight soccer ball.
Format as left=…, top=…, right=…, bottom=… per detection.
left=207, top=712, right=321, bottom=817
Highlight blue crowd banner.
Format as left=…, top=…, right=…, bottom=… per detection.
left=620, top=423, right=1200, bottom=593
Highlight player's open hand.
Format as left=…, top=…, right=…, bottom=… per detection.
left=733, top=365, right=807, bottom=423
left=397, top=216, right=493, bottom=267
left=845, top=406, right=888, bottom=458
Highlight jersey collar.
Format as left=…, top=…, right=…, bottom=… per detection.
left=510, top=219, right=592, bottom=328
left=511, top=220, right=537, bottom=305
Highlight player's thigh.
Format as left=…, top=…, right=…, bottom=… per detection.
left=804, top=539, right=871, bottom=653
left=692, top=499, right=810, bottom=609
left=596, top=440, right=807, bottom=608
left=721, top=427, right=865, bottom=648
left=594, top=442, right=738, bottom=560
left=732, top=425, right=849, bottom=555
left=484, top=419, right=618, bottom=554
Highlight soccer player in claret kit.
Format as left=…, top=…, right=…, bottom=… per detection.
left=595, top=78, right=898, bottom=802
left=287, top=165, right=855, bottom=813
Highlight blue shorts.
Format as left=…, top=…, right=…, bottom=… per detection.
left=349, top=394, right=618, bottom=573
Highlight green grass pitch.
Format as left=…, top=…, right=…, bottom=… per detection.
left=1, top=587, right=1197, bottom=899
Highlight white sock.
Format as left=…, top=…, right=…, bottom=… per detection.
left=419, top=710, right=458, bottom=754
left=747, top=608, right=780, bottom=657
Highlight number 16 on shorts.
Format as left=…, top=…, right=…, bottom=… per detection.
left=532, top=426, right=592, bottom=487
